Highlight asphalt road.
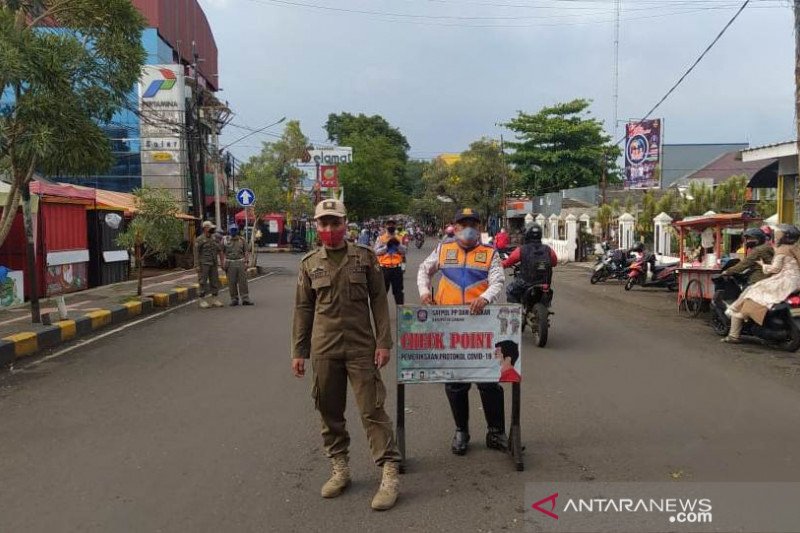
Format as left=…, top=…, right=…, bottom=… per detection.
left=2, top=242, right=800, bottom=532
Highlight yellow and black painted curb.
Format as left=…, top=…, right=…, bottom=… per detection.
left=0, top=270, right=263, bottom=367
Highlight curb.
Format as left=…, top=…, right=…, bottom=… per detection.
left=0, top=269, right=262, bottom=367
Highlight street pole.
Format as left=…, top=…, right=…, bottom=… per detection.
left=601, top=149, right=608, bottom=206
left=500, top=135, right=508, bottom=230
left=21, top=182, right=40, bottom=323
left=795, top=0, right=800, bottom=211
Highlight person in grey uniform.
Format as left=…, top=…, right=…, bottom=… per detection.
left=223, top=224, right=252, bottom=306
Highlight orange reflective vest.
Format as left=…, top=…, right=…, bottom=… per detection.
left=377, top=234, right=404, bottom=268
left=435, top=241, right=495, bottom=305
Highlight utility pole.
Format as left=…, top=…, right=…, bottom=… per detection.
left=500, top=135, right=508, bottom=229
left=192, top=42, right=206, bottom=226
left=795, top=0, right=800, bottom=211
left=601, top=149, right=608, bottom=206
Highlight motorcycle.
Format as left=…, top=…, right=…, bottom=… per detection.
left=591, top=248, right=631, bottom=284
left=520, top=280, right=553, bottom=348
left=709, top=269, right=800, bottom=351
left=414, top=232, right=425, bottom=249
left=624, top=253, right=678, bottom=291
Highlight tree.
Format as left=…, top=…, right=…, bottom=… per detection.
left=452, top=138, right=517, bottom=222
left=323, top=113, right=411, bottom=219
left=596, top=204, right=613, bottom=240
left=117, top=188, right=184, bottom=297
left=0, top=0, right=146, bottom=247
left=681, top=182, right=714, bottom=217
left=325, top=113, right=409, bottom=164
left=503, top=99, right=620, bottom=196
left=712, top=175, right=747, bottom=213
left=239, top=120, right=309, bottom=216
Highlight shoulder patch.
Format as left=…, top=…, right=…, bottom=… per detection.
left=301, top=248, right=320, bottom=262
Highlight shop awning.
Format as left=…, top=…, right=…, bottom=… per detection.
left=747, top=160, right=779, bottom=188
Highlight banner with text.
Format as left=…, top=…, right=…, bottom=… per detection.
left=624, top=119, right=662, bottom=190
left=397, top=305, right=523, bottom=384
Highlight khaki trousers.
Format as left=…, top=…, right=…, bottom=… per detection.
left=198, top=264, right=220, bottom=296
left=312, top=356, right=401, bottom=466
left=227, top=260, right=249, bottom=301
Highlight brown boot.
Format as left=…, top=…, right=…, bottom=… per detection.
left=371, top=462, right=400, bottom=511
left=321, top=455, right=350, bottom=498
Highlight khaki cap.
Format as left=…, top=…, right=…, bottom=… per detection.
left=314, top=199, right=346, bottom=219
left=202, top=220, right=216, bottom=229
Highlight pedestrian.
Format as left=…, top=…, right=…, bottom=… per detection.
left=223, top=224, right=253, bottom=306
left=417, top=207, right=507, bottom=455
left=194, top=220, right=224, bottom=308
left=292, top=199, right=401, bottom=511
left=374, top=218, right=406, bottom=305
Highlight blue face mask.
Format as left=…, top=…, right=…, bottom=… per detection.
left=457, top=227, right=480, bottom=247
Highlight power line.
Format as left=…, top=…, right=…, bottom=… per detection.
left=617, top=0, right=751, bottom=144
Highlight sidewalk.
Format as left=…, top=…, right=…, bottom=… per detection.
left=0, top=265, right=268, bottom=366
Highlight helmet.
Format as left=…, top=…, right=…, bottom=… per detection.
left=776, top=224, right=800, bottom=245
left=524, top=224, right=543, bottom=244
left=743, top=227, right=766, bottom=247
left=630, top=242, right=645, bottom=253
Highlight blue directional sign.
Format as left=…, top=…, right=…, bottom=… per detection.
left=236, top=188, right=255, bottom=207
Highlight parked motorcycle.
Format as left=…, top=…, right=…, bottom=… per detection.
left=624, top=253, right=678, bottom=291
left=709, top=271, right=800, bottom=351
left=591, top=248, right=631, bottom=284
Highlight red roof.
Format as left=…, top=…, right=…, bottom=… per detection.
left=673, top=212, right=760, bottom=230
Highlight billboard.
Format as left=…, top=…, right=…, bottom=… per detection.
left=138, top=65, right=188, bottom=208
left=624, top=119, right=662, bottom=189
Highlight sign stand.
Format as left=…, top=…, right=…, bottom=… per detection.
left=396, top=382, right=523, bottom=473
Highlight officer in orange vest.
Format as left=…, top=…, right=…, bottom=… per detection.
left=374, top=219, right=406, bottom=305
left=417, top=208, right=507, bottom=455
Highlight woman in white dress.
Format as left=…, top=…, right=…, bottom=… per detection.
left=724, top=224, right=800, bottom=343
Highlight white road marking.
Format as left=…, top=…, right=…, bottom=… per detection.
left=10, top=272, right=275, bottom=373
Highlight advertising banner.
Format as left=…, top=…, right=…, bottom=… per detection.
left=319, top=165, right=339, bottom=188
left=624, top=119, right=662, bottom=189
left=396, top=305, right=523, bottom=384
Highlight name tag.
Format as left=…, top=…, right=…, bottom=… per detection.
left=444, top=249, right=459, bottom=264
left=474, top=252, right=488, bottom=263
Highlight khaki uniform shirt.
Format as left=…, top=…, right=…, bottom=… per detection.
left=195, top=234, right=220, bottom=266
left=726, top=243, right=774, bottom=283
left=224, top=237, right=248, bottom=260
left=292, top=243, right=393, bottom=359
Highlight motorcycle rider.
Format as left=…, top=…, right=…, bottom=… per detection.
left=502, top=224, right=558, bottom=303
left=723, top=228, right=774, bottom=284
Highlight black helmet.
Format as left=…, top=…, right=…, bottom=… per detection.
left=743, top=227, right=767, bottom=247
left=776, top=224, right=800, bottom=245
left=630, top=242, right=645, bottom=253
left=525, top=224, right=543, bottom=243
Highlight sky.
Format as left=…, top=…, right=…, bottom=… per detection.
left=197, top=0, right=796, bottom=163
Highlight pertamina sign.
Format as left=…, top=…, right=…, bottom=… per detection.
left=138, top=65, right=187, bottom=208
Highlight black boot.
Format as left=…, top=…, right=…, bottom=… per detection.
left=446, top=383, right=471, bottom=455
left=229, top=298, right=239, bottom=306
left=486, top=429, right=509, bottom=451
left=452, top=430, right=470, bottom=455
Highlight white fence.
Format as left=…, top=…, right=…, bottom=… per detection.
left=543, top=238, right=576, bottom=263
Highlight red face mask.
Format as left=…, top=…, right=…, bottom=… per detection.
left=319, top=227, right=347, bottom=247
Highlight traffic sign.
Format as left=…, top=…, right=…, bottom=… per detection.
left=237, top=188, right=255, bottom=206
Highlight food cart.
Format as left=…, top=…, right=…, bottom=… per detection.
left=673, top=213, right=760, bottom=317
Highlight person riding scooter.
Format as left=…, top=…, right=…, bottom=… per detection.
left=722, top=228, right=774, bottom=284
left=502, top=224, right=558, bottom=303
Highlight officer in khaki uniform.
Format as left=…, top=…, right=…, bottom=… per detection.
left=223, top=224, right=252, bottom=306
left=194, top=220, right=223, bottom=308
left=292, top=199, right=401, bottom=511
